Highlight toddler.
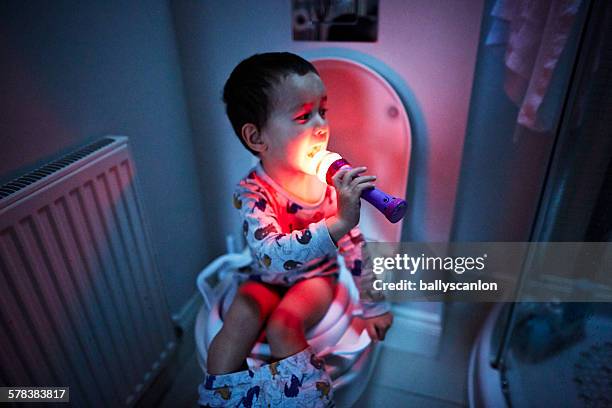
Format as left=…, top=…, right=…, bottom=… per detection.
left=199, top=52, right=393, bottom=407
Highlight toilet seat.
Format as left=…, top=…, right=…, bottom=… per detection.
left=194, top=251, right=379, bottom=407
left=217, top=269, right=351, bottom=341
left=195, top=251, right=366, bottom=368
left=217, top=273, right=353, bottom=358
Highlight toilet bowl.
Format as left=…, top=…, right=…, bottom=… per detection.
left=195, top=56, right=412, bottom=406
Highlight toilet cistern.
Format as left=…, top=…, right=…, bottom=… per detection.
left=305, top=149, right=407, bottom=223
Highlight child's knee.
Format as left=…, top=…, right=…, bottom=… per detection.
left=266, top=308, right=305, bottom=340
left=224, top=293, right=264, bottom=331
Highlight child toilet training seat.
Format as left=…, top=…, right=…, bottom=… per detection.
left=215, top=267, right=354, bottom=357
left=194, top=249, right=378, bottom=407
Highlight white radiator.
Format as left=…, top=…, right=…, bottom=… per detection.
left=0, top=136, right=177, bottom=406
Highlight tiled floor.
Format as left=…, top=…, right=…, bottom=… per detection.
left=157, top=302, right=493, bottom=407
left=354, top=302, right=493, bottom=407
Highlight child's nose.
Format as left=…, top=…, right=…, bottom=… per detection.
left=314, top=128, right=328, bottom=141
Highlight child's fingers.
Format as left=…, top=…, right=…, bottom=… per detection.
left=342, top=167, right=367, bottom=187
left=376, top=324, right=388, bottom=341
left=355, top=182, right=376, bottom=194
left=332, top=167, right=368, bottom=189
left=348, top=167, right=368, bottom=177
left=350, top=175, right=377, bottom=188
left=366, top=324, right=379, bottom=342
left=331, top=169, right=350, bottom=187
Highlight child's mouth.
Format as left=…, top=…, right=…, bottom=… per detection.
left=306, top=144, right=324, bottom=159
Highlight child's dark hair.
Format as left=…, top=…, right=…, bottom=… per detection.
left=223, top=52, right=319, bottom=155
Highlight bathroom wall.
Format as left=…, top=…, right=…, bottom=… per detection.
left=0, top=1, right=207, bottom=314
left=170, top=0, right=485, bottom=247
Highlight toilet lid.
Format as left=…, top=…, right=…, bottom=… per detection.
left=312, top=58, right=411, bottom=242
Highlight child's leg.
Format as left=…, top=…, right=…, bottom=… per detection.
left=206, top=280, right=284, bottom=375
left=258, top=276, right=337, bottom=407
left=266, top=275, right=336, bottom=359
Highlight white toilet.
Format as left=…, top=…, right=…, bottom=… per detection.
left=195, top=57, right=412, bottom=407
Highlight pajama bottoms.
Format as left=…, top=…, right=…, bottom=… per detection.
left=198, top=346, right=334, bottom=407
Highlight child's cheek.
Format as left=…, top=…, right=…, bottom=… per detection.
left=285, top=134, right=302, bottom=152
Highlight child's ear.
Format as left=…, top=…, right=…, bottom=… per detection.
left=241, top=123, right=267, bottom=154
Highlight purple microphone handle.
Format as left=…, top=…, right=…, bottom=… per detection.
left=326, top=158, right=407, bottom=224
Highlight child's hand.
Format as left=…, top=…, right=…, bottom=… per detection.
left=363, top=311, right=394, bottom=342
left=332, top=166, right=376, bottom=231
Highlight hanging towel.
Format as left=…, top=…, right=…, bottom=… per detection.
left=486, top=0, right=582, bottom=131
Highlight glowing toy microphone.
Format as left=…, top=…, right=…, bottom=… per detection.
left=306, top=149, right=407, bottom=223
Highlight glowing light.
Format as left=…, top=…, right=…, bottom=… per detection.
left=304, top=150, right=343, bottom=183
left=303, top=149, right=408, bottom=223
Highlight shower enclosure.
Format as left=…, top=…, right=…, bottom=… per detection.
left=469, top=0, right=612, bottom=406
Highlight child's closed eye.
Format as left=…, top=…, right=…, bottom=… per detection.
left=295, top=112, right=310, bottom=122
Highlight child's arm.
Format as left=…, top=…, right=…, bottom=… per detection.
left=338, top=228, right=393, bottom=341
left=338, top=228, right=391, bottom=316
left=330, top=168, right=394, bottom=341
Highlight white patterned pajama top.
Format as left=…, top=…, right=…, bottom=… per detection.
left=233, top=162, right=390, bottom=318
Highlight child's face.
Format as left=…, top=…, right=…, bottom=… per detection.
left=259, top=72, right=329, bottom=176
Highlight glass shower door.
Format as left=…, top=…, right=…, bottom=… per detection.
left=495, top=1, right=612, bottom=406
